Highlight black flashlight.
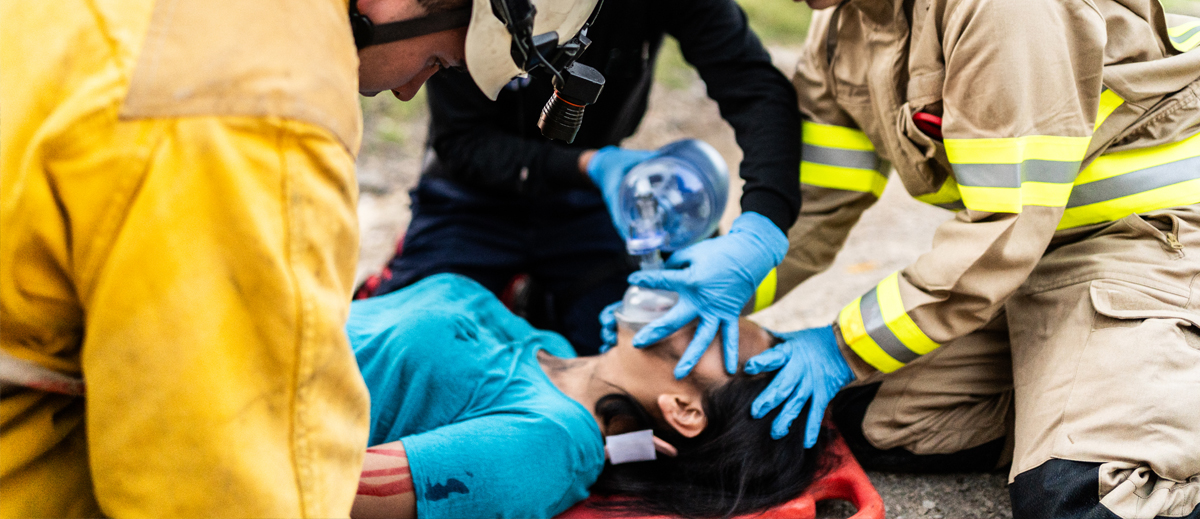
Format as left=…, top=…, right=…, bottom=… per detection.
left=538, top=62, right=605, bottom=143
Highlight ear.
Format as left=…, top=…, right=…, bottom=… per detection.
left=657, top=393, right=707, bottom=438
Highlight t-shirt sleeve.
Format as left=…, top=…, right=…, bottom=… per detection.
left=401, top=413, right=602, bottom=519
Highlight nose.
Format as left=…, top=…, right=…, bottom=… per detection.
left=391, top=64, right=441, bottom=102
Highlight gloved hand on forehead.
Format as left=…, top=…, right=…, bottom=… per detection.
left=626, top=212, right=787, bottom=379
left=586, top=146, right=657, bottom=226
left=744, top=325, right=854, bottom=448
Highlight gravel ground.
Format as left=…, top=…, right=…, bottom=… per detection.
left=355, top=49, right=1013, bottom=517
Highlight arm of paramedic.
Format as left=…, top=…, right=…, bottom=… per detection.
left=666, top=0, right=802, bottom=232
left=425, top=71, right=594, bottom=196
left=837, top=0, right=1104, bottom=376
left=82, top=118, right=368, bottom=517
left=746, top=8, right=885, bottom=311
left=352, top=442, right=417, bottom=519
left=384, top=415, right=597, bottom=519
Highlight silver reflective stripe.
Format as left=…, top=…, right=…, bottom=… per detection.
left=859, top=287, right=920, bottom=363
left=802, top=144, right=880, bottom=171
left=1173, top=25, right=1200, bottom=45
left=1067, top=156, right=1200, bottom=208
left=952, top=160, right=1081, bottom=188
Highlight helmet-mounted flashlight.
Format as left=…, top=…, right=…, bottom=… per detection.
left=488, top=0, right=605, bottom=143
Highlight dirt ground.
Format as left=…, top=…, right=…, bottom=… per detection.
left=354, top=47, right=1012, bottom=518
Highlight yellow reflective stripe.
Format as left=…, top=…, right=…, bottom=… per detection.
left=1075, top=131, right=1200, bottom=184
left=1059, top=178, right=1200, bottom=229
left=1169, top=19, right=1200, bottom=37
left=958, top=181, right=1075, bottom=213
left=801, top=162, right=888, bottom=197
left=875, top=272, right=940, bottom=355
left=1169, top=20, right=1200, bottom=52
left=914, top=176, right=962, bottom=205
left=838, top=297, right=907, bottom=373
left=945, top=135, right=1091, bottom=165
left=753, top=268, right=777, bottom=313
left=1095, top=89, right=1124, bottom=131
left=802, top=121, right=876, bottom=151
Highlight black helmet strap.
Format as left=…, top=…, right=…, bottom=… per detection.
left=351, top=0, right=473, bottom=50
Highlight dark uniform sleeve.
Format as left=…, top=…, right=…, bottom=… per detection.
left=664, top=0, right=803, bottom=232
left=424, top=71, right=594, bottom=196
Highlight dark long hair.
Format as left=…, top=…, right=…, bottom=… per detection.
left=589, top=374, right=828, bottom=519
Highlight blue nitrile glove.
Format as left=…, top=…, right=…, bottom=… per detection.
left=744, top=325, right=854, bottom=447
left=586, top=146, right=657, bottom=225
left=627, top=212, right=788, bottom=378
left=598, top=300, right=621, bottom=352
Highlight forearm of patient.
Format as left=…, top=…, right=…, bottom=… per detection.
left=351, top=441, right=417, bottom=519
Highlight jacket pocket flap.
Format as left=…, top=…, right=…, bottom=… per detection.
left=1089, top=279, right=1200, bottom=328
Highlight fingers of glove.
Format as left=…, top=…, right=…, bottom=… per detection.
left=628, top=268, right=690, bottom=292
left=721, top=317, right=740, bottom=375
left=631, top=302, right=697, bottom=348
left=743, top=347, right=787, bottom=375
left=750, top=360, right=802, bottom=419
left=803, top=391, right=832, bottom=449
left=771, top=379, right=815, bottom=440
left=662, top=247, right=698, bottom=270
left=674, top=317, right=720, bottom=380
left=598, top=302, right=619, bottom=351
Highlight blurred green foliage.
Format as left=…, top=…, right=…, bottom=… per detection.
left=360, top=89, right=428, bottom=152
left=654, top=0, right=813, bottom=90
left=738, top=0, right=813, bottom=44
left=1162, top=0, right=1200, bottom=16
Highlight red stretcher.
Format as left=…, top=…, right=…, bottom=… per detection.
left=555, top=420, right=885, bottom=519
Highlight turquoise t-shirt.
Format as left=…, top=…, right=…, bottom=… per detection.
left=348, top=274, right=605, bottom=519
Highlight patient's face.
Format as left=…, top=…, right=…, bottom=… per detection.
left=613, top=319, right=777, bottom=388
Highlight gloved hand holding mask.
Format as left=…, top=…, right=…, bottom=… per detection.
left=587, top=146, right=657, bottom=225
left=627, top=211, right=788, bottom=378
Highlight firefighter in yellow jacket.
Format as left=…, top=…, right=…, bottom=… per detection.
left=742, top=0, right=1200, bottom=516
left=0, top=0, right=599, bottom=516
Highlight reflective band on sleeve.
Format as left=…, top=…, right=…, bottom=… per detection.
left=957, top=182, right=1076, bottom=213
left=1059, top=132, right=1200, bottom=229
left=874, top=272, right=940, bottom=355
left=802, top=163, right=889, bottom=197
left=1169, top=19, right=1200, bottom=52
left=945, top=136, right=1091, bottom=165
left=838, top=296, right=907, bottom=373
left=1075, top=131, right=1200, bottom=184
left=753, top=268, right=777, bottom=313
left=803, top=144, right=880, bottom=171
left=915, top=176, right=966, bottom=210
left=803, top=121, right=876, bottom=151
left=836, top=273, right=941, bottom=373
left=858, top=286, right=919, bottom=363
left=945, top=135, right=1090, bottom=213
left=1095, top=89, right=1124, bottom=131
left=801, top=121, right=888, bottom=197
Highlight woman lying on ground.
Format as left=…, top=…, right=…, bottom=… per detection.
left=349, top=273, right=826, bottom=519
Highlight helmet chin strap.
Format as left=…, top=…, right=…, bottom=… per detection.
left=350, top=0, right=472, bottom=50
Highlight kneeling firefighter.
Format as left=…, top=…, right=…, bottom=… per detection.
left=0, top=0, right=604, bottom=516
left=742, top=0, right=1200, bottom=517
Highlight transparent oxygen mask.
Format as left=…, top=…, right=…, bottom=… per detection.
left=612, top=139, right=729, bottom=331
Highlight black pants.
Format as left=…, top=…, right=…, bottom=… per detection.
left=372, top=177, right=634, bottom=355
left=829, top=384, right=1200, bottom=519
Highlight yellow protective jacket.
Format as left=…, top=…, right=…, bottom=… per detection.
left=759, top=0, right=1200, bottom=374
left=0, top=0, right=370, bottom=516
